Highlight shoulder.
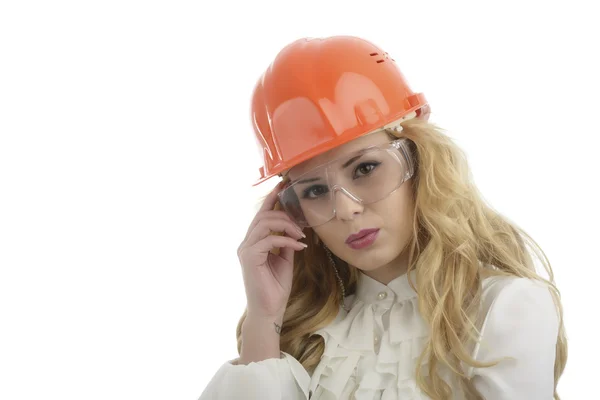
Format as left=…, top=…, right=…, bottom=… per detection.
left=481, top=274, right=557, bottom=319
left=477, top=274, right=559, bottom=351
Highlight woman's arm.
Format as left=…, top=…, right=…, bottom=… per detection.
left=238, top=313, right=284, bottom=365
left=198, top=316, right=311, bottom=399
left=198, top=351, right=310, bottom=400
left=471, top=277, right=560, bottom=399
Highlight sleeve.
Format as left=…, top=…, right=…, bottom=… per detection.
left=198, top=351, right=311, bottom=400
left=471, top=277, right=559, bottom=400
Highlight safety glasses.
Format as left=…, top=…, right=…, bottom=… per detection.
left=278, top=139, right=414, bottom=228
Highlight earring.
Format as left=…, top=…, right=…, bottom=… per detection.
left=324, top=246, right=350, bottom=312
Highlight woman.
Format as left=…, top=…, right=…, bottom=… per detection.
left=199, top=36, right=567, bottom=399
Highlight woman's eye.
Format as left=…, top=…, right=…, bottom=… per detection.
left=302, top=185, right=329, bottom=199
left=354, top=161, right=380, bottom=178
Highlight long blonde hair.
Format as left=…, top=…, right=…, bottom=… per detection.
left=236, top=117, right=568, bottom=399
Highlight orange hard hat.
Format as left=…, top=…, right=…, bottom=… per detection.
left=250, top=35, right=430, bottom=185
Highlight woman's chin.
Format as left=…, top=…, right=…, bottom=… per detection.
left=346, top=249, right=401, bottom=271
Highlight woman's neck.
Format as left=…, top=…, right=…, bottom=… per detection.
left=356, top=248, right=410, bottom=285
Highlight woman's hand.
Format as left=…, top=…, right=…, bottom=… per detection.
left=237, top=182, right=306, bottom=321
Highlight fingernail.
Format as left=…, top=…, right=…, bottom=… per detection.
left=297, top=229, right=306, bottom=238
left=300, top=242, right=308, bottom=248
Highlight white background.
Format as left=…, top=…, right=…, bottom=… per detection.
left=1, top=0, right=598, bottom=399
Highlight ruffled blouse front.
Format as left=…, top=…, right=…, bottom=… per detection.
left=309, top=269, right=431, bottom=399
left=199, top=269, right=560, bottom=400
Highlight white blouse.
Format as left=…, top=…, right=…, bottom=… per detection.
left=199, top=270, right=559, bottom=399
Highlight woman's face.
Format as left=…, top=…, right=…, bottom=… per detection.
left=287, top=130, right=415, bottom=272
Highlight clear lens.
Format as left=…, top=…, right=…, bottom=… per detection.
left=278, top=140, right=413, bottom=228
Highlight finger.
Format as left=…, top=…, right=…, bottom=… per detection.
left=246, top=210, right=295, bottom=239
left=256, top=210, right=293, bottom=221
left=245, top=218, right=305, bottom=247
left=245, top=182, right=290, bottom=241
left=253, top=235, right=307, bottom=254
left=258, top=181, right=286, bottom=213
left=278, top=242, right=295, bottom=264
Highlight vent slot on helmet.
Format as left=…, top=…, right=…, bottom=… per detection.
left=371, top=51, right=394, bottom=63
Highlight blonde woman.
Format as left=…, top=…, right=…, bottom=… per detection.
left=199, top=36, right=567, bottom=399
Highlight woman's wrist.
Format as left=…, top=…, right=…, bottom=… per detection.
left=238, top=314, right=283, bottom=365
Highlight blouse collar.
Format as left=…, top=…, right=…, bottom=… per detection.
left=355, top=268, right=418, bottom=306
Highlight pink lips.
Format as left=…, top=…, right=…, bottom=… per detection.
left=345, top=228, right=380, bottom=250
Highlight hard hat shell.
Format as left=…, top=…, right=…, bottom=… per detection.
left=251, top=36, right=430, bottom=185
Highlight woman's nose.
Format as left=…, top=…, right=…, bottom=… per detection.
left=333, top=189, right=364, bottom=221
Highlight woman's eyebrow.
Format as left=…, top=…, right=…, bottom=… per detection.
left=342, top=154, right=364, bottom=168
left=297, top=176, right=321, bottom=184
left=296, top=152, right=365, bottom=183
